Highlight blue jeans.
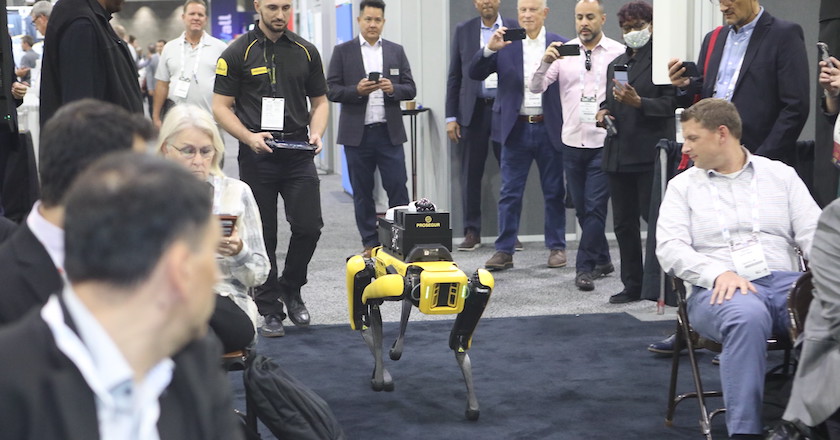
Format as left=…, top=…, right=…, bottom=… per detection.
left=345, top=124, right=409, bottom=247
left=563, top=146, right=610, bottom=273
left=495, top=120, right=565, bottom=254
left=687, top=270, right=801, bottom=435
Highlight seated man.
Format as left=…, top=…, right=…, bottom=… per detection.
left=0, top=152, right=242, bottom=439
left=0, top=99, right=153, bottom=326
left=656, top=98, right=821, bottom=440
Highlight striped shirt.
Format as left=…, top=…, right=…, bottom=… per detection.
left=656, top=150, right=820, bottom=289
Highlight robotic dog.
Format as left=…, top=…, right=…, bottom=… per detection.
left=345, top=201, right=493, bottom=420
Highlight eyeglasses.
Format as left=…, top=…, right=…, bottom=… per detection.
left=585, top=50, right=592, bottom=71
left=620, top=21, right=648, bottom=33
left=168, top=143, right=215, bottom=159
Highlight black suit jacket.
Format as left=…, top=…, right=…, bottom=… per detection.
left=0, top=308, right=241, bottom=440
left=0, top=223, right=63, bottom=325
left=678, top=10, right=809, bottom=163
left=327, top=37, right=416, bottom=146
left=445, top=15, right=518, bottom=126
left=601, top=41, right=677, bottom=173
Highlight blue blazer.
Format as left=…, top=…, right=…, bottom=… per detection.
left=327, top=37, right=416, bottom=146
left=468, top=31, right=567, bottom=151
left=445, top=15, right=518, bottom=126
left=680, top=11, right=809, bottom=164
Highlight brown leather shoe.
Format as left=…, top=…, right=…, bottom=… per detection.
left=458, top=230, right=481, bottom=251
left=361, top=246, right=374, bottom=258
left=547, top=249, right=567, bottom=268
left=484, top=251, right=513, bottom=271
left=515, top=239, right=524, bottom=251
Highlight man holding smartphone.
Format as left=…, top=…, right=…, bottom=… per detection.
left=327, top=0, right=416, bottom=256
left=470, top=0, right=569, bottom=272
left=666, top=0, right=808, bottom=165
left=594, top=1, right=676, bottom=304
left=445, top=0, right=518, bottom=252
left=529, top=0, right=624, bottom=291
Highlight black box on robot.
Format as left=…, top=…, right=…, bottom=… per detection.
left=377, top=209, right=453, bottom=261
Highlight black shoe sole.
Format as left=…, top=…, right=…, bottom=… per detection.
left=259, top=327, right=286, bottom=338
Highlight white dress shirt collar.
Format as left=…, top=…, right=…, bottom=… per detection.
left=26, top=200, right=65, bottom=271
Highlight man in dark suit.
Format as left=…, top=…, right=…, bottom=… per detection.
left=445, top=0, right=517, bottom=251
left=469, top=0, right=567, bottom=271
left=0, top=152, right=241, bottom=440
left=0, top=99, right=153, bottom=326
left=327, top=0, right=416, bottom=256
left=667, top=0, right=809, bottom=165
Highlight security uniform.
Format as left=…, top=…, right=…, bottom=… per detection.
left=214, top=25, right=327, bottom=318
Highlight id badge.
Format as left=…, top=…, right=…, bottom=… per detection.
left=524, top=89, right=541, bottom=108
left=261, top=97, right=285, bottom=131
left=484, top=73, right=498, bottom=89
left=730, top=238, right=771, bottom=281
left=173, top=78, right=190, bottom=99
left=580, top=97, right=597, bottom=123
left=369, top=90, right=384, bottom=106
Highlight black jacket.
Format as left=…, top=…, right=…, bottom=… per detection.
left=0, top=222, right=62, bottom=325
left=39, top=0, right=143, bottom=126
left=601, top=41, right=677, bottom=173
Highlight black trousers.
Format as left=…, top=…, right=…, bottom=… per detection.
left=459, top=98, right=501, bottom=235
left=238, top=146, right=323, bottom=317
left=209, top=295, right=255, bottom=353
left=607, top=170, right=653, bottom=296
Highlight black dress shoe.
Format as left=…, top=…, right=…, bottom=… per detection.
left=285, top=296, right=310, bottom=327
left=609, top=290, right=641, bottom=304
left=648, top=333, right=681, bottom=354
left=592, top=262, right=615, bottom=278
left=575, top=272, right=594, bottom=291
left=259, top=314, right=285, bottom=338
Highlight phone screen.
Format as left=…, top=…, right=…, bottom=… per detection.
left=503, top=28, right=527, bottom=41
left=614, top=66, right=628, bottom=85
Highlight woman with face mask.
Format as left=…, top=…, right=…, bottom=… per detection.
left=594, top=1, right=677, bottom=305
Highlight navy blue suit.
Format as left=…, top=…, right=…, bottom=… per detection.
left=446, top=16, right=517, bottom=237
left=469, top=31, right=567, bottom=254
left=327, top=37, right=415, bottom=247
left=680, top=10, right=809, bottom=164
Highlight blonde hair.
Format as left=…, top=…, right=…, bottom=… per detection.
left=157, top=104, right=225, bottom=177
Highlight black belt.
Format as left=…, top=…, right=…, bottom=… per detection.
left=518, top=114, right=544, bottom=123
left=365, top=122, right=387, bottom=128
left=269, top=128, right=308, bottom=141
left=477, top=97, right=495, bottom=105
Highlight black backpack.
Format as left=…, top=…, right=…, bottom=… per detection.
left=244, top=354, right=345, bottom=440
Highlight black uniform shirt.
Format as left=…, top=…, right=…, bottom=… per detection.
left=214, top=24, right=327, bottom=135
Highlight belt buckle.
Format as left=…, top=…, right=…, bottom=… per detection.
left=527, top=115, right=539, bottom=123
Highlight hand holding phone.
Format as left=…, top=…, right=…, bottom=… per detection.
left=368, top=71, right=381, bottom=82
left=503, top=28, right=527, bottom=41
left=680, top=61, right=700, bottom=78
left=613, top=65, right=628, bottom=85
left=556, top=43, right=580, bottom=57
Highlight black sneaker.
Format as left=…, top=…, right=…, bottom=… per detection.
left=259, top=314, right=285, bottom=337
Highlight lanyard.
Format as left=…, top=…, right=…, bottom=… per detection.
left=179, top=36, right=204, bottom=81
left=263, top=43, right=277, bottom=97
left=707, top=165, right=760, bottom=244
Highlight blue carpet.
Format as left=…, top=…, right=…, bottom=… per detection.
left=230, top=313, right=744, bottom=439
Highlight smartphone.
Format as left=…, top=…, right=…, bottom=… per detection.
left=680, top=61, right=700, bottom=78
left=613, top=65, right=628, bottom=85
left=503, top=28, right=527, bottom=41
left=818, top=42, right=831, bottom=63
left=218, top=214, right=238, bottom=237
left=557, top=43, right=581, bottom=57
left=368, top=71, right=381, bottom=82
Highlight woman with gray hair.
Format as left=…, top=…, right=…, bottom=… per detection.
left=158, top=104, right=271, bottom=346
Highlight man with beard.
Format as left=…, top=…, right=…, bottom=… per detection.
left=39, top=0, right=144, bottom=126
left=213, top=0, right=328, bottom=338
left=530, top=0, right=624, bottom=291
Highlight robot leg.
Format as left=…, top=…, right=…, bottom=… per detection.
left=449, top=269, right=493, bottom=421
left=361, top=304, right=394, bottom=391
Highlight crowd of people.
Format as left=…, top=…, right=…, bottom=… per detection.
left=1, top=0, right=839, bottom=438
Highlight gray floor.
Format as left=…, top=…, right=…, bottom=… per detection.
left=222, top=134, right=677, bottom=327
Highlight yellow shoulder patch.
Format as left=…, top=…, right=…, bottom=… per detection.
left=250, top=66, right=268, bottom=76
left=215, top=58, right=228, bottom=76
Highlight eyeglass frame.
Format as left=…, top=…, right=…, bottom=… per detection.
left=584, top=50, right=592, bottom=71
left=167, top=143, right=216, bottom=159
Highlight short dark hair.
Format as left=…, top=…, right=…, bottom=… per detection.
left=617, top=1, right=652, bottom=26
left=21, top=35, right=35, bottom=47
left=680, top=98, right=743, bottom=140
left=183, top=0, right=207, bottom=11
left=38, top=99, right=155, bottom=207
left=63, top=152, right=213, bottom=288
left=360, top=0, right=385, bottom=13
